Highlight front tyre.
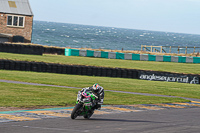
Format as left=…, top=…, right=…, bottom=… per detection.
left=83, top=110, right=94, bottom=119
left=71, top=104, right=82, bottom=119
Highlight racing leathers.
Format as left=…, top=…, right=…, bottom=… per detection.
left=80, top=86, right=104, bottom=109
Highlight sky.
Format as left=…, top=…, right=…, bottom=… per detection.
left=29, top=0, right=200, bottom=35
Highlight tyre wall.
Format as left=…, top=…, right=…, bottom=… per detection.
left=43, top=47, right=65, bottom=55
left=0, top=59, right=199, bottom=84
left=0, top=43, right=65, bottom=55
left=0, top=43, right=43, bottom=55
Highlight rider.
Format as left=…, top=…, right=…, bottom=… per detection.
left=81, top=83, right=104, bottom=109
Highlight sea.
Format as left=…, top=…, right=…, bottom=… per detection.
left=32, top=21, right=200, bottom=54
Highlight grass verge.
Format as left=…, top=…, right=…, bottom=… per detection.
left=0, top=52, right=199, bottom=108
left=0, top=82, right=188, bottom=108
left=0, top=70, right=199, bottom=100
left=0, top=52, right=200, bottom=74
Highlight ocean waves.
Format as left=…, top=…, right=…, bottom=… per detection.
left=32, top=21, right=200, bottom=52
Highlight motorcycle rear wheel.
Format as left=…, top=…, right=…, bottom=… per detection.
left=71, top=104, right=82, bottom=119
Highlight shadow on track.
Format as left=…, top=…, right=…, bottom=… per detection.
left=75, top=118, right=165, bottom=123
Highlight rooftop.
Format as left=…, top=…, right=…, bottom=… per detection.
left=0, top=0, right=33, bottom=16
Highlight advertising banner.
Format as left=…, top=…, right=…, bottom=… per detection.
left=139, top=71, right=199, bottom=84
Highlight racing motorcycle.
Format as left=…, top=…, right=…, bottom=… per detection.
left=71, top=89, right=98, bottom=119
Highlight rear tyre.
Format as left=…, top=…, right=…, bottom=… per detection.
left=71, top=104, right=82, bottom=119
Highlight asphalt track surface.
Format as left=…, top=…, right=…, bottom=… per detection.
left=1, top=79, right=200, bottom=133
left=1, top=108, right=200, bottom=133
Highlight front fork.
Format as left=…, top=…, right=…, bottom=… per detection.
left=76, top=101, right=91, bottom=115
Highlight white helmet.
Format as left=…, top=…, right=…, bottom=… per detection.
left=92, top=83, right=100, bottom=93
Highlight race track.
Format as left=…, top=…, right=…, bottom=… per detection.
left=0, top=107, right=200, bottom=133
left=1, top=80, right=200, bottom=132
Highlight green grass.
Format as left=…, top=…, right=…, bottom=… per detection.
left=0, top=52, right=199, bottom=108
left=0, top=82, right=188, bottom=108
left=0, top=52, right=200, bottom=74
left=0, top=82, right=76, bottom=107
left=0, top=70, right=199, bottom=100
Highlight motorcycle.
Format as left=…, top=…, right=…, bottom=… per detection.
left=71, top=89, right=98, bottom=119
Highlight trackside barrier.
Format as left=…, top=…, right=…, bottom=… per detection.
left=65, top=48, right=200, bottom=64
left=0, top=59, right=199, bottom=84
left=43, top=47, right=65, bottom=55
left=0, top=43, right=65, bottom=55
left=0, top=59, right=138, bottom=79
left=0, top=43, right=43, bottom=55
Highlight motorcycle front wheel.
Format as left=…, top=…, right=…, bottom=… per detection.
left=83, top=110, right=94, bottom=119
left=71, top=104, right=82, bottom=119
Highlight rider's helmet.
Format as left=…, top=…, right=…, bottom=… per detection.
left=92, top=83, right=100, bottom=93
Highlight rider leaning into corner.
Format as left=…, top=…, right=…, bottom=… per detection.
left=80, top=83, right=104, bottom=110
